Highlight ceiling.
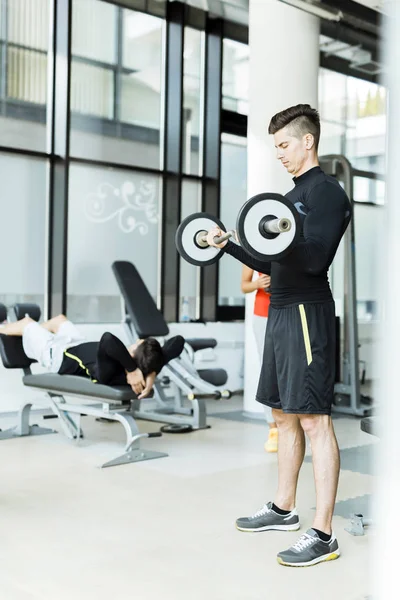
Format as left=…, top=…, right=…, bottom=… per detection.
left=170, top=0, right=249, bottom=24
left=166, top=0, right=384, bottom=79
left=351, top=0, right=387, bottom=11
left=174, top=0, right=386, bottom=22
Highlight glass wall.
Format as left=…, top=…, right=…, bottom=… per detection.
left=354, top=175, right=385, bottom=205
left=319, top=68, right=387, bottom=175
left=0, top=1, right=385, bottom=325
left=218, top=133, right=247, bottom=308
left=179, top=179, right=201, bottom=321
left=182, top=27, right=203, bottom=176
left=354, top=202, right=383, bottom=321
left=67, top=164, right=161, bottom=322
left=319, top=68, right=387, bottom=321
left=70, top=1, right=164, bottom=169
left=0, top=0, right=50, bottom=151
left=0, top=152, right=47, bottom=312
left=70, top=0, right=116, bottom=120
left=222, top=38, right=249, bottom=115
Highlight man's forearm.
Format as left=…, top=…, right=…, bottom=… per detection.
left=224, top=241, right=271, bottom=274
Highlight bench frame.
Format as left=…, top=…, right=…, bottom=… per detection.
left=123, top=315, right=223, bottom=430
left=0, top=362, right=168, bottom=468
left=112, top=261, right=231, bottom=431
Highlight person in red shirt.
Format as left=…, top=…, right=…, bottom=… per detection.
left=241, top=266, right=278, bottom=452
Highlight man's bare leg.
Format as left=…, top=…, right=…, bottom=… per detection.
left=0, top=317, right=35, bottom=336
left=273, top=409, right=306, bottom=511
left=299, top=414, right=340, bottom=535
left=40, top=314, right=68, bottom=334
left=235, top=409, right=305, bottom=534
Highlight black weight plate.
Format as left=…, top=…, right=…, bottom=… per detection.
left=160, top=424, right=193, bottom=434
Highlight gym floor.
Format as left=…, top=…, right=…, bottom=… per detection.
left=0, top=396, right=375, bottom=600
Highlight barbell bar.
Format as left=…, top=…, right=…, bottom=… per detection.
left=194, top=216, right=292, bottom=249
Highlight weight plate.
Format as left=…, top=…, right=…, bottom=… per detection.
left=237, top=193, right=301, bottom=262
left=175, top=212, right=226, bottom=267
left=160, top=424, right=193, bottom=434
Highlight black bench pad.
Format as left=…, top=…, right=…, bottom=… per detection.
left=23, top=374, right=136, bottom=403
left=112, top=261, right=169, bottom=337
left=198, top=368, right=227, bottom=387
left=186, top=338, right=217, bottom=352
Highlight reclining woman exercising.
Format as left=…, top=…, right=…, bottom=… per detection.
left=0, top=314, right=184, bottom=399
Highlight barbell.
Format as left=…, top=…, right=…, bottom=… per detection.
left=175, top=192, right=301, bottom=267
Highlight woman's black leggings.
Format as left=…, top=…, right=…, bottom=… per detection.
left=95, top=332, right=137, bottom=386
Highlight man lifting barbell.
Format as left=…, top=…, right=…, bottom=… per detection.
left=179, top=104, right=352, bottom=567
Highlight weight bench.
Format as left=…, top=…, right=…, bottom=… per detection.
left=0, top=303, right=167, bottom=468
left=112, top=261, right=232, bottom=431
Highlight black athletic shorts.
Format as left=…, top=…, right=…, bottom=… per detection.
left=256, top=301, right=336, bottom=415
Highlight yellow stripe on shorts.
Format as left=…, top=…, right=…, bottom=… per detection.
left=299, top=304, right=312, bottom=366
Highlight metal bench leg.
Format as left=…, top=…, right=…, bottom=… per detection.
left=47, top=394, right=83, bottom=440
left=101, top=412, right=168, bottom=468
left=191, top=398, right=207, bottom=430
left=0, top=403, right=56, bottom=440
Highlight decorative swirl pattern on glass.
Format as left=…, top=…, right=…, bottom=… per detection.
left=84, top=180, right=158, bottom=234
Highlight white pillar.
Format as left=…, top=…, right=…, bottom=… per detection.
left=374, top=3, right=400, bottom=598
left=244, top=0, right=319, bottom=414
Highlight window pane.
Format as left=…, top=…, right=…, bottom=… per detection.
left=319, top=68, right=387, bottom=177
left=319, top=121, right=345, bottom=156
left=72, top=0, right=116, bottom=63
left=122, top=10, right=162, bottom=70
left=8, top=0, right=49, bottom=49
left=0, top=0, right=49, bottom=151
left=7, top=47, right=47, bottom=104
left=319, top=69, right=347, bottom=125
left=179, top=179, right=201, bottom=321
left=120, top=72, right=160, bottom=129
left=0, top=152, right=47, bottom=312
left=345, top=77, right=387, bottom=173
left=222, top=39, right=249, bottom=115
left=354, top=203, right=384, bottom=320
left=354, top=176, right=385, bottom=205
left=120, top=8, right=163, bottom=167
left=219, top=133, right=247, bottom=307
left=182, top=27, right=203, bottom=176
left=67, top=164, right=161, bottom=323
left=331, top=200, right=383, bottom=322
left=70, top=2, right=164, bottom=170
left=71, top=60, right=114, bottom=118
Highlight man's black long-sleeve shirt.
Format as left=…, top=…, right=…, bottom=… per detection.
left=225, top=166, right=352, bottom=306
left=58, top=335, right=185, bottom=378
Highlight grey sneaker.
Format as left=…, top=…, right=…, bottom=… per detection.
left=277, top=529, right=340, bottom=567
left=235, top=501, right=300, bottom=532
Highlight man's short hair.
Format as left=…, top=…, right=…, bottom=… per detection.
left=134, top=338, right=164, bottom=376
left=268, top=104, right=321, bottom=150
